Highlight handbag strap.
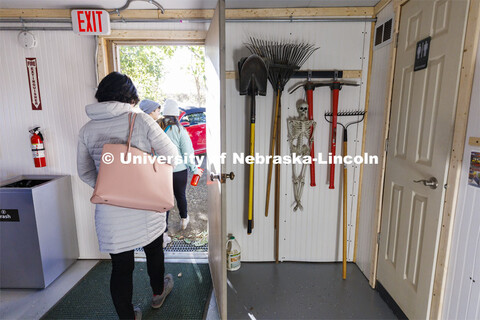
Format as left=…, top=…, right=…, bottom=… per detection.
left=126, top=113, right=137, bottom=154
left=127, top=112, right=159, bottom=172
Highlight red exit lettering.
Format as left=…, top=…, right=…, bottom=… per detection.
left=76, top=10, right=104, bottom=33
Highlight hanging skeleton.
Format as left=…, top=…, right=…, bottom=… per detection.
left=287, top=101, right=316, bottom=211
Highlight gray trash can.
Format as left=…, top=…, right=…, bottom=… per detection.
left=0, top=175, right=79, bottom=288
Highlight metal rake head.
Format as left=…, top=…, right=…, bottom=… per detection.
left=245, top=37, right=319, bottom=92
left=325, top=110, right=366, bottom=117
left=324, top=110, right=366, bottom=128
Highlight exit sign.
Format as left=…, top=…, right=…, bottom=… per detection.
left=71, top=10, right=111, bottom=35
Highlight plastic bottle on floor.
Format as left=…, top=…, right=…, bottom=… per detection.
left=226, top=235, right=241, bottom=271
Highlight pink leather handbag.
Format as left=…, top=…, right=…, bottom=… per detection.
left=90, top=113, right=174, bottom=212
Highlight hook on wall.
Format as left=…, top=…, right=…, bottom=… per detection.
left=108, top=0, right=165, bottom=15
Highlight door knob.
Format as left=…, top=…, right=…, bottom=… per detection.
left=413, top=177, right=438, bottom=189
left=210, top=172, right=235, bottom=183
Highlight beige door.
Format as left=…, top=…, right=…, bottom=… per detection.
left=377, top=0, right=469, bottom=318
left=205, top=1, right=227, bottom=319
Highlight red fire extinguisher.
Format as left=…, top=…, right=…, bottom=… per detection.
left=29, top=127, right=46, bottom=167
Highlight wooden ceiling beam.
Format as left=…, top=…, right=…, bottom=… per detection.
left=0, top=7, right=375, bottom=19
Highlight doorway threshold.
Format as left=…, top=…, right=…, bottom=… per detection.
left=135, top=252, right=208, bottom=263
left=135, top=244, right=208, bottom=263
left=165, top=251, right=208, bottom=263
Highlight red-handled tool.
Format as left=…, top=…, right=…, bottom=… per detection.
left=329, top=82, right=341, bottom=189
left=313, top=78, right=359, bottom=189
left=288, top=80, right=324, bottom=187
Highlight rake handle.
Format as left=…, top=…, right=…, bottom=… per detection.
left=342, top=127, right=348, bottom=279
left=274, top=98, right=282, bottom=263
left=265, top=89, right=281, bottom=217
left=306, top=89, right=316, bottom=187
left=329, top=84, right=340, bottom=189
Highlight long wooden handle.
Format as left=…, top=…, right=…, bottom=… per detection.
left=265, top=89, right=281, bottom=217
left=342, top=128, right=348, bottom=279
left=274, top=98, right=282, bottom=263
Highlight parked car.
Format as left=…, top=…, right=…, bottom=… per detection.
left=179, top=106, right=206, bottom=155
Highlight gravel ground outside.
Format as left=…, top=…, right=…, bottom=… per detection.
left=166, top=155, right=208, bottom=245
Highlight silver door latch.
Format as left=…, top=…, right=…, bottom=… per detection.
left=413, top=177, right=438, bottom=189
left=210, top=172, right=235, bottom=183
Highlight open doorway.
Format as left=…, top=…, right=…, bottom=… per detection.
left=116, top=44, right=208, bottom=259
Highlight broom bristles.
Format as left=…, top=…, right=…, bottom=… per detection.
left=246, top=37, right=319, bottom=91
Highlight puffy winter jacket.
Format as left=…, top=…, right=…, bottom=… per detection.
left=77, top=101, right=178, bottom=254
left=164, top=124, right=199, bottom=174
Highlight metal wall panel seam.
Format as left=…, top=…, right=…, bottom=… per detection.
left=466, top=192, right=480, bottom=319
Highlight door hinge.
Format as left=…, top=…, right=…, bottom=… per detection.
left=395, top=32, right=399, bottom=48
left=377, top=232, right=381, bottom=244
left=385, top=139, right=389, bottom=154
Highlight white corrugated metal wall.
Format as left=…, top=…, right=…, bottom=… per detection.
left=0, top=19, right=375, bottom=262
left=225, top=21, right=372, bottom=261
left=0, top=31, right=102, bottom=258
left=356, top=2, right=393, bottom=279
left=0, top=22, right=206, bottom=259
left=442, top=30, right=480, bottom=320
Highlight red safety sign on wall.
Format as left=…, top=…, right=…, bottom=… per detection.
left=71, top=10, right=111, bottom=35
left=25, top=58, right=42, bottom=111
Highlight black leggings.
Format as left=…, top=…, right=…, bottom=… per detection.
left=109, top=234, right=165, bottom=319
left=166, top=169, right=188, bottom=231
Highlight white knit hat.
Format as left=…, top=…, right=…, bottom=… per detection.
left=162, top=99, right=180, bottom=116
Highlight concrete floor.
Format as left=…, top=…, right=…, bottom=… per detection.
left=227, top=262, right=397, bottom=320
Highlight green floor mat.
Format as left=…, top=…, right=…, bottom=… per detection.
left=42, top=261, right=212, bottom=320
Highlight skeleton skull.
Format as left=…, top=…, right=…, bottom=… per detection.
left=297, top=101, right=309, bottom=119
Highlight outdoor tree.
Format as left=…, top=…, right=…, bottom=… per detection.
left=119, top=45, right=176, bottom=102
left=187, top=46, right=206, bottom=107
left=119, top=45, right=206, bottom=107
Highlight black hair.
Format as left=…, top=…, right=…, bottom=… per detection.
left=95, top=71, right=139, bottom=105
left=159, top=116, right=182, bottom=131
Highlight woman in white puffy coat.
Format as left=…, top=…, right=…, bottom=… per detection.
left=77, top=72, right=179, bottom=319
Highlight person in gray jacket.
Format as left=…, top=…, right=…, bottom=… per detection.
left=77, top=72, right=179, bottom=320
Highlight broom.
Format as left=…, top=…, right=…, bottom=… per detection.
left=246, top=38, right=318, bottom=262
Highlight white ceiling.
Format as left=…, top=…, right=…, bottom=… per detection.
left=0, top=0, right=381, bottom=10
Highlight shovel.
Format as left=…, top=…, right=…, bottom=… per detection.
left=239, top=54, right=268, bottom=234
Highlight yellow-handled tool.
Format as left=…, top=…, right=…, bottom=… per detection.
left=239, top=54, right=268, bottom=234
left=248, top=106, right=255, bottom=233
